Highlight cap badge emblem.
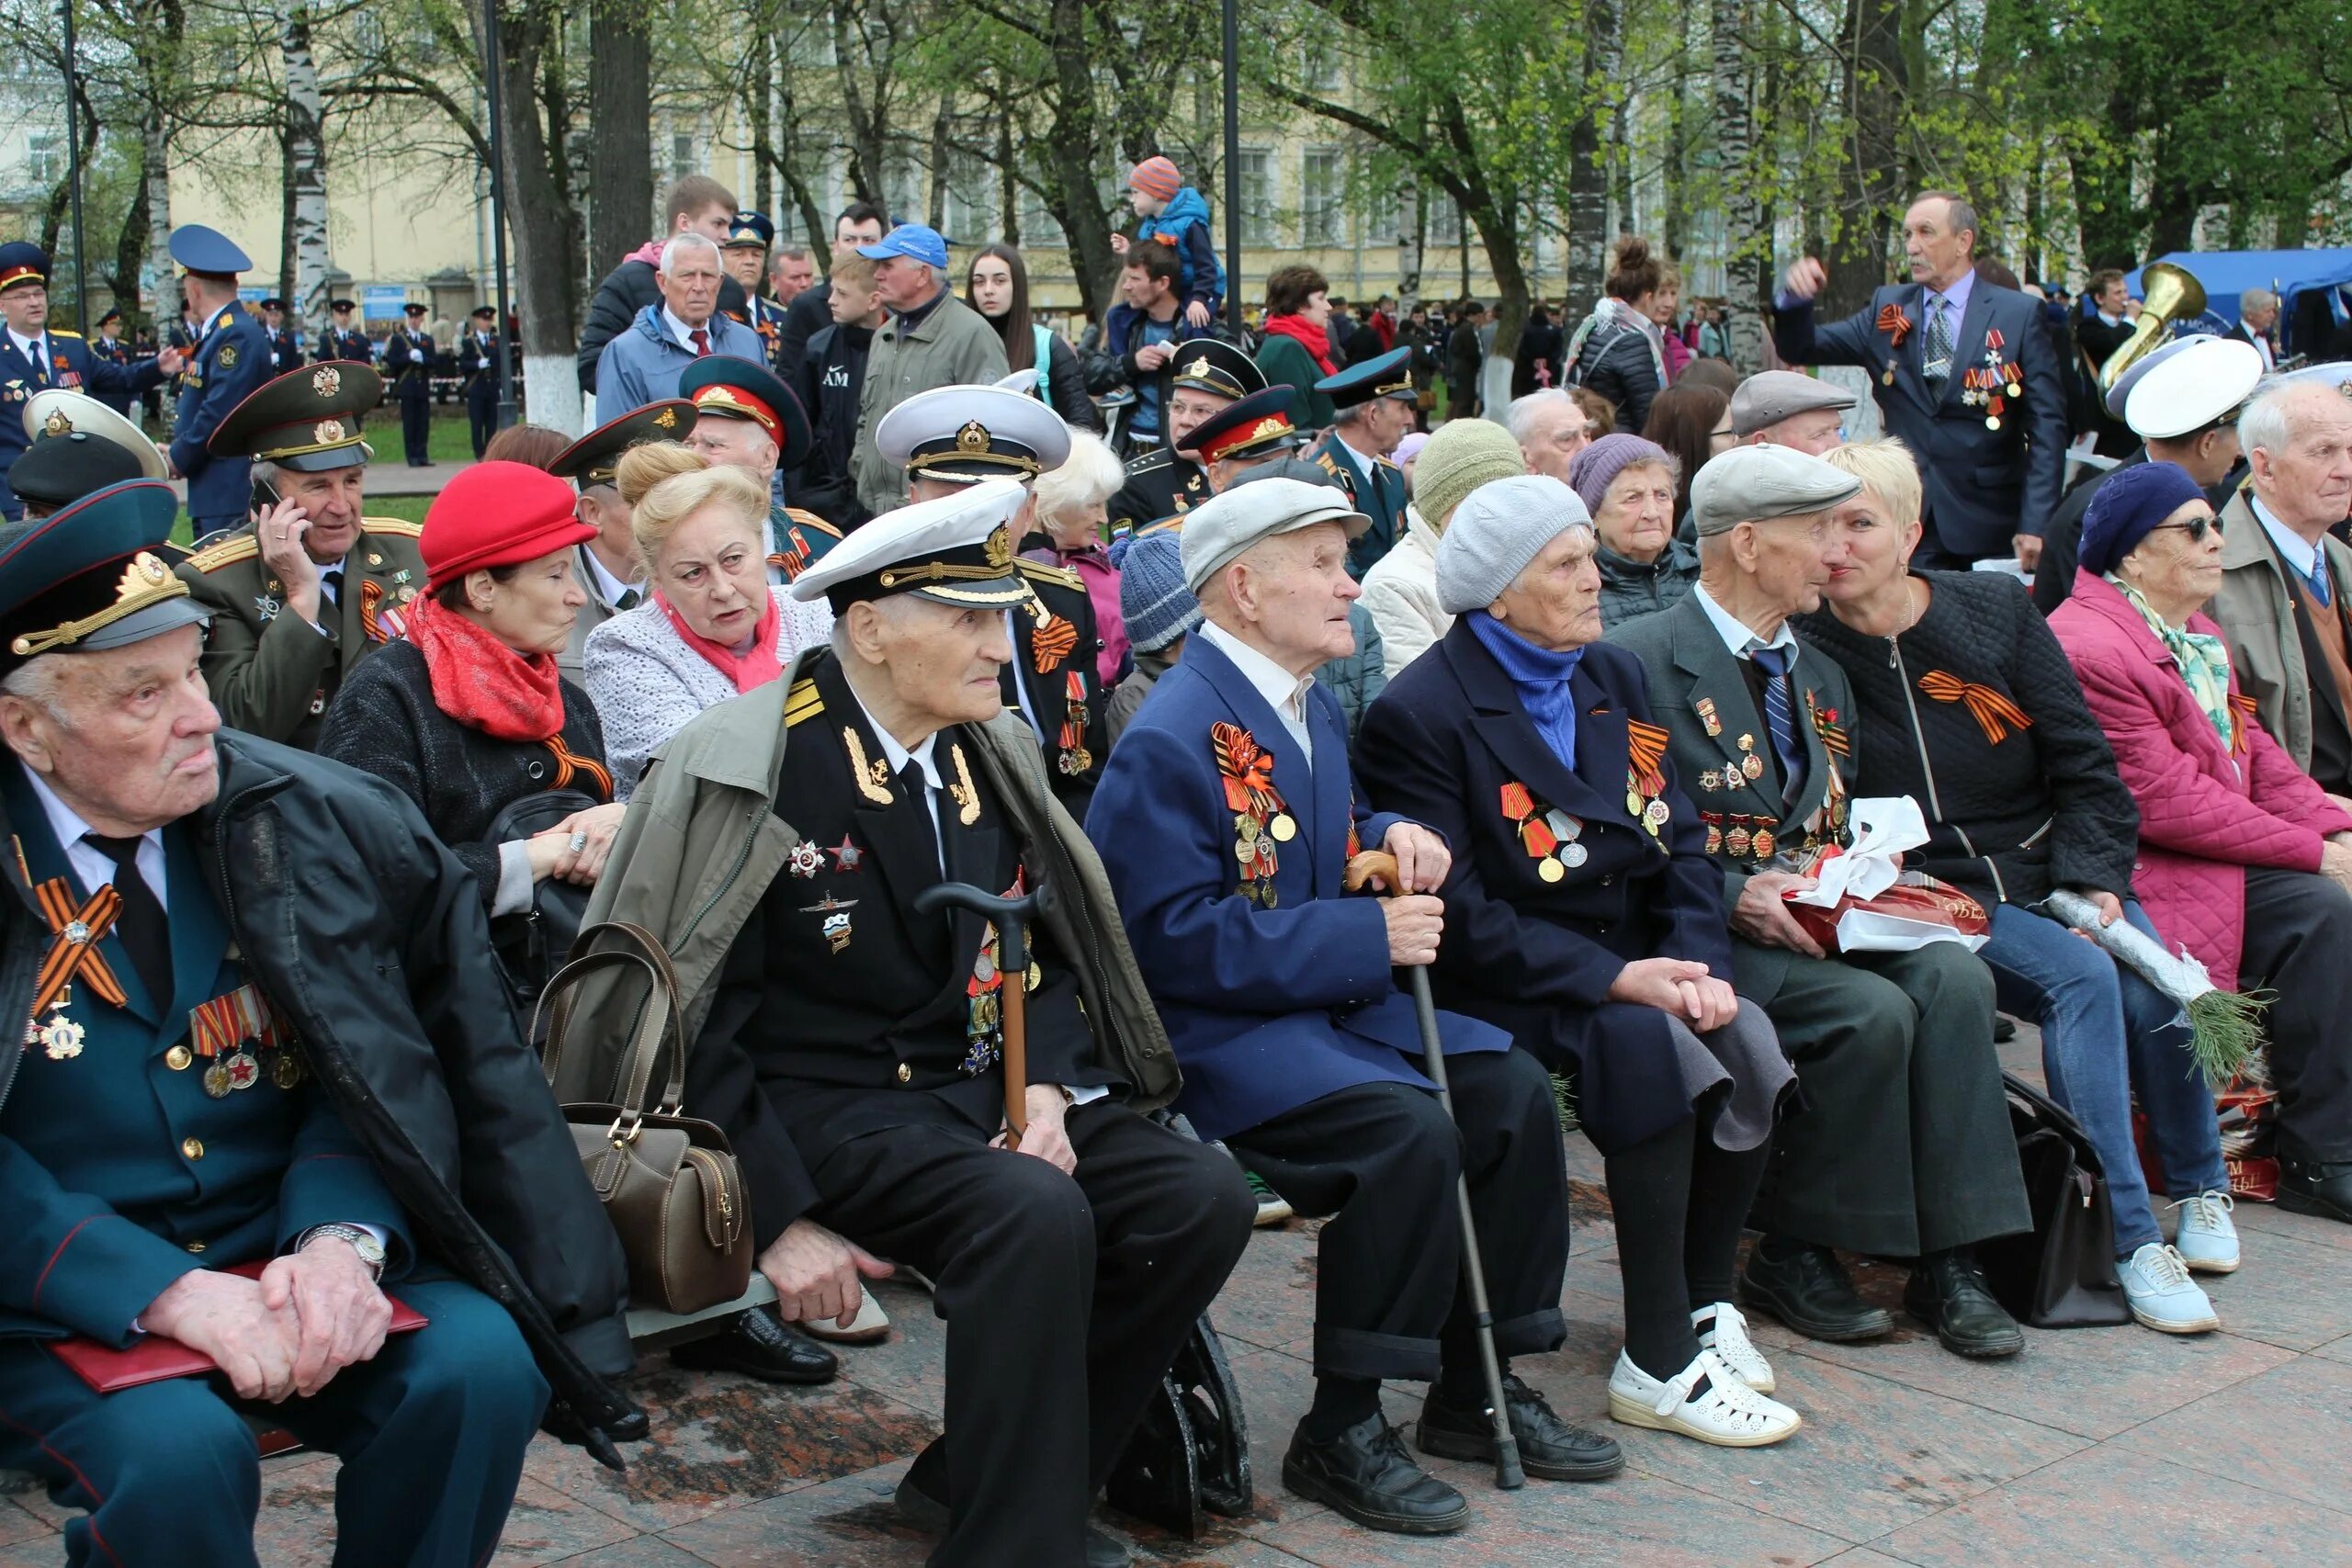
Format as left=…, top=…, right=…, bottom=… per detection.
left=653, top=407, right=677, bottom=428
left=984, top=524, right=1013, bottom=569
left=41, top=410, right=71, bottom=437
left=1185, top=356, right=1213, bottom=379
left=133, top=553, right=170, bottom=587
left=956, top=420, right=991, bottom=454
left=311, top=366, right=341, bottom=397
left=1250, top=417, right=1284, bottom=440
left=312, top=418, right=345, bottom=446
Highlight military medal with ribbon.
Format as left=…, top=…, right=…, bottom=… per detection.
left=189, top=981, right=298, bottom=1097
left=1625, top=718, right=1673, bottom=840
left=23, top=878, right=126, bottom=1061
left=1962, top=328, right=2023, bottom=430
left=1212, top=721, right=1292, bottom=907
left=1876, top=304, right=1911, bottom=386
left=1499, top=782, right=1586, bottom=882
left=1056, top=671, right=1092, bottom=777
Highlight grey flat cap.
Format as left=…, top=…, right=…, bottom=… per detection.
left=1690, top=443, right=1861, bottom=536
left=2122, top=335, right=2262, bottom=440
left=1434, top=474, right=1591, bottom=615
left=1181, top=476, right=1372, bottom=592
left=1731, top=369, right=1858, bottom=435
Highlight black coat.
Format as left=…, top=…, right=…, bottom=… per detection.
left=1572, top=311, right=1663, bottom=435
left=0, top=734, right=639, bottom=1445
left=1356, top=623, right=1735, bottom=1154
left=315, top=638, right=613, bottom=914
left=792, top=321, right=874, bottom=529
left=1795, top=570, right=2139, bottom=908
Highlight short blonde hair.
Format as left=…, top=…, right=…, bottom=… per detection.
left=1032, top=431, right=1126, bottom=527
left=1821, top=437, right=1923, bottom=529
left=830, top=253, right=877, bottom=292
left=621, top=447, right=769, bottom=573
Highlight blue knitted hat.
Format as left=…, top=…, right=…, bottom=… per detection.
left=2080, top=461, right=2209, bottom=578
left=1118, top=531, right=1202, bottom=652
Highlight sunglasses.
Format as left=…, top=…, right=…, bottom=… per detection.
left=2150, top=514, right=2224, bottom=544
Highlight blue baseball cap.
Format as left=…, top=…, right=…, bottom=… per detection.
left=857, top=223, right=949, bottom=270
left=168, top=224, right=252, bottom=278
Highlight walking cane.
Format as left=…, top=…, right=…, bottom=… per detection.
left=914, top=878, right=1044, bottom=1145
left=1343, top=850, right=1525, bottom=1491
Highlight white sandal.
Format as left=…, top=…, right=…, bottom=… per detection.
left=1608, top=1348, right=1802, bottom=1447
left=1693, top=1301, right=1775, bottom=1393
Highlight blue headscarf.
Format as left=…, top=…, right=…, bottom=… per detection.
left=1467, top=609, right=1586, bottom=766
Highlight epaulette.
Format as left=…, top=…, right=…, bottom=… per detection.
left=1125, top=447, right=1172, bottom=474
left=783, top=506, right=842, bottom=540
left=784, top=678, right=823, bottom=728
left=361, top=516, right=424, bottom=538
left=1374, top=454, right=1401, bottom=470
left=50, top=330, right=81, bottom=340
left=184, top=532, right=260, bottom=571
left=1017, top=558, right=1083, bottom=591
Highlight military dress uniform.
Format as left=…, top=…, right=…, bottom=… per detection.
left=0, top=243, right=169, bottom=522
left=85, top=311, right=140, bottom=418
left=1106, top=339, right=1262, bottom=536
left=261, top=301, right=300, bottom=373
left=174, top=362, right=426, bottom=750
left=382, top=309, right=435, bottom=466
left=720, top=211, right=791, bottom=374
left=164, top=228, right=277, bottom=535
left=317, top=302, right=373, bottom=366
left=460, top=310, right=501, bottom=458
left=0, top=480, right=548, bottom=1568
left=1305, top=347, right=1417, bottom=579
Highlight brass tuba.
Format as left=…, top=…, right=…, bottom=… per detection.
left=2098, top=262, right=2206, bottom=391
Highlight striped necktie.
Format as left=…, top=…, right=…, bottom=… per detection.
left=1749, top=645, right=1806, bottom=795
left=1923, top=295, right=1953, bottom=385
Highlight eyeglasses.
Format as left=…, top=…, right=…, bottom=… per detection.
left=2149, top=515, right=2224, bottom=544
left=1709, top=425, right=1736, bottom=439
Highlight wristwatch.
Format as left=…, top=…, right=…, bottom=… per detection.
left=298, top=1224, right=387, bottom=1280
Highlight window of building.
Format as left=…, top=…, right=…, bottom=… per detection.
left=671, top=132, right=696, bottom=181
left=1304, top=39, right=1342, bottom=92
left=1427, top=189, right=1464, bottom=246
left=1302, top=149, right=1342, bottom=247
left=942, top=149, right=994, bottom=244
left=1238, top=149, right=1274, bottom=246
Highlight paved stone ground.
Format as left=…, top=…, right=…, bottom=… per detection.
left=7, top=1027, right=2351, bottom=1567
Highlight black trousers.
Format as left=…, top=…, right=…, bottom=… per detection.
left=400, top=391, right=431, bottom=465
left=1228, top=1047, right=1568, bottom=1383
left=466, top=381, right=497, bottom=457
left=2242, top=867, right=2352, bottom=1161
left=812, top=1102, right=1251, bottom=1568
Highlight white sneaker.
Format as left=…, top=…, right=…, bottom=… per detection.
left=2170, top=1190, right=2240, bottom=1274
left=800, top=1290, right=891, bottom=1343
left=2118, top=1243, right=2221, bottom=1335
left=1607, top=1348, right=1802, bottom=1447
left=1692, top=1302, right=1775, bottom=1393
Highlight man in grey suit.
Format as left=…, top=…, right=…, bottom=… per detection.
left=1772, top=192, right=2067, bottom=570
left=1608, top=444, right=2030, bottom=1359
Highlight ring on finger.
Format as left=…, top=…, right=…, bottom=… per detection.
left=568, top=831, right=588, bottom=852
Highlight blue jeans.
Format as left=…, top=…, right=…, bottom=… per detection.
left=1980, top=900, right=2231, bottom=1254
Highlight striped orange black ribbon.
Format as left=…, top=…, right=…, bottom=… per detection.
left=1918, top=670, right=2033, bottom=746
left=2229, top=692, right=2259, bottom=756
left=547, top=737, right=614, bottom=799
left=1031, top=612, right=1079, bottom=674
left=30, top=879, right=125, bottom=1020
left=1625, top=718, right=1669, bottom=795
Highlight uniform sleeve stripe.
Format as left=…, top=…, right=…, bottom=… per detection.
left=30, top=1218, right=95, bottom=1309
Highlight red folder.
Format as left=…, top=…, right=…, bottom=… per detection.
left=48, top=1259, right=427, bottom=1394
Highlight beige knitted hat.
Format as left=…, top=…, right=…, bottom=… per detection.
left=1411, top=417, right=1528, bottom=531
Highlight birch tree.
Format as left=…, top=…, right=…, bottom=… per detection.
left=281, top=6, right=333, bottom=341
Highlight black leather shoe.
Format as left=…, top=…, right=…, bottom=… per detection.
left=2278, top=1156, right=2352, bottom=1224
left=1903, top=1250, right=2024, bottom=1359
left=1416, top=1373, right=1623, bottom=1481
left=895, top=1472, right=1130, bottom=1564
left=1739, top=1238, right=1894, bottom=1342
left=1283, top=1413, right=1469, bottom=1534
left=670, top=1305, right=839, bottom=1384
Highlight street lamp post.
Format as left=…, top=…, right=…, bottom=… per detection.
left=481, top=0, right=517, bottom=429
left=60, top=0, right=88, bottom=335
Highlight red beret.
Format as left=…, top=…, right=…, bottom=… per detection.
left=422, top=461, right=597, bottom=588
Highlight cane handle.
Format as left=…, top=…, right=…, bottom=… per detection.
left=1342, top=849, right=1400, bottom=895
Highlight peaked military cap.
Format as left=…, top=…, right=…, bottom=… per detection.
left=0, top=242, right=47, bottom=294
left=2121, top=335, right=2262, bottom=439
left=1183, top=386, right=1302, bottom=462
left=208, top=360, right=385, bottom=472
left=0, top=479, right=208, bottom=675
left=874, top=382, right=1071, bottom=483
left=167, top=224, right=250, bottom=279
left=549, top=399, right=695, bottom=489
left=680, top=355, right=813, bottom=470
left=1313, top=345, right=1416, bottom=409
left=789, top=478, right=1034, bottom=612
left=1170, top=339, right=1265, bottom=403
left=724, top=211, right=775, bottom=250
left=15, top=390, right=170, bottom=509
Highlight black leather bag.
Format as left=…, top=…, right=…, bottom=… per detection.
left=482, top=787, right=599, bottom=1016
left=1977, top=1072, right=2132, bottom=1328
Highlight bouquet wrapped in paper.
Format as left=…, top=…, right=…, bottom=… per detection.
left=1781, top=797, right=1990, bottom=954
left=2042, top=888, right=2268, bottom=1088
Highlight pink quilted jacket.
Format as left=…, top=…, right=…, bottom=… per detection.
left=2050, top=570, right=2352, bottom=988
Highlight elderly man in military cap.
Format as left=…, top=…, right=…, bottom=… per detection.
left=0, top=241, right=180, bottom=522
left=1608, top=445, right=2030, bottom=1359
left=719, top=210, right=790, bottom=368
left=1089, top=476, right=1615, bottom=1535
left=876, top=380, right=1110, bottom=815
left=547, top=398, right=695, bottom=679
left=0, top=478, right=636, bottom=1568
left=15, top=389, right=171, bottom=522
left=166, top=226, right=276, bottom=531
left=175, top=361, right=428, bottom=750
left=1306, top=345, right=1419, bottom=577
left=576, top=479, right=1252, bottom=1568
left=1730, top=370, right=1857, bottom=457
left=680, top=354, right=842, bottom=583
left=1107, top=338, right=1264, bottom=535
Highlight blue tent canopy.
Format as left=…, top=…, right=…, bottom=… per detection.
left=2124, top=250, right=2352, bottom=355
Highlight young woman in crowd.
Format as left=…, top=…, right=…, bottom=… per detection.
left=1562, top=236, right=1675, bottom=435
left=1641, top=382, right=1736, bottom=536
left=967, top=243, right=1101, bottom=431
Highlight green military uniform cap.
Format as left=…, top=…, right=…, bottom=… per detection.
left=207, top=360, right=385, bottom=473
left=549, top=399, right=695, bottom=490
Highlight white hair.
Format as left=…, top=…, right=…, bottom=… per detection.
left=2240, top=379, right=2341, bottom=462
left=1505, top=389, right=1575, bottom=446
left=2241, top=288, right=2278, bottom=314
left=0, top=656, right=70, bottom=725
left=659, top=232, right=723, bottom=275
left=1033, top=431, right=1127, bottom=521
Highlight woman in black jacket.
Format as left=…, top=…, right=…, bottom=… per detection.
left=1794, top=438, right=2236, bottom=1335
left=967, top=243, right=1102, bottom=431
left=1565, top=236, right=1674, bottom=436
left=321, top=461, right=845, bottom=1386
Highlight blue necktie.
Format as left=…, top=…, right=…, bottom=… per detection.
left=23, top=337, right=44, bottom=388
left=1923, top=296, right=1952, bottom=385
left=1749, top=645, right=1806, bottom=795
left=2309, top=554, right=2333, bottom=609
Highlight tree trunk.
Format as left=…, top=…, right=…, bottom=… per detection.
left=997, top=109, right=1021, bottom=250
left=112, top=146, right=151, bottom=331
left=925, top=96, right=951, bottom=231
left=833, top=6, right=890, bottom=209
left=1821, top=0, right=1903, bottom=319
left=1397, top=182, right=1422, bottom=302
left=483, top=0, right=584, bottom=431
left=1041, top=0, right=1116, bottom=321
left=282, top=8, right=332, bottom=342
left=1564, top=0, right=1617, bottom=323
left=770, top=55, right=831, bottom=260
left=747, top=29, right=775, bottom=220
left=1712, top=0, right=1767, bottom=372
left=587, top=0, right=652, bottom=270
left=142, top=107, right=174, bottom=327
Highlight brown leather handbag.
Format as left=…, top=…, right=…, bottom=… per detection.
left=537, top=922, right=752, bottom=1314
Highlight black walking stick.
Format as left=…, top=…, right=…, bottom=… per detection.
left=1344, top=850, right=1525, bottom=1491
left=914, top=878, right=1045, bottom=1145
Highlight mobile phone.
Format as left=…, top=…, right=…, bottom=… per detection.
left=250, top=474, right=281, bottom=519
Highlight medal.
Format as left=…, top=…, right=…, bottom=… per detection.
left=1644, top=798, right=1670, bottom=829
left=1268, top=812, right=1297, bottom=842
left=1538, top=857, right=1565, bottom=883
left=787, top=840, right=824, bottom=879
left=39, top=1012, right=84, bottom=1061
left=828, top=835, right=865, bottom=873
left=1625, top=787, right=1644, bottom=818
left=1743, top=753, right=1764, bottom=780
left=204, top=1059, right=233, bottom=1098
left=1705, top=819, right=1723, bottom=855
left=273, top=1051, right=305, bottom=1089
left=1726, top=818, right=1753, bottom=858
left=1561, top=841, right=1589, bottom=868
left=1985, top=414, right=2001, bottom=431
left=1696, top=697, right=1722, bottom=738
left=224, top=1049, right=260, bottom=1091
left=1701, top=769, right=1722, bottom=792
left=1753, top=828, right=1778, bottom=860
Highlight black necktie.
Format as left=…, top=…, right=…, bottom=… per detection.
left=24, top=338, right=44, bottom=388
left=86, top=834, right=171, bottom=1006
left=321, top=568, right=343, bottom=607
left=900, top=760, right=942, bottom=874
left=615, top=588, right=640, bottom=612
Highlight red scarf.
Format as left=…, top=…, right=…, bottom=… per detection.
left=658, top=588, right=784, bottom=694
left=405, top=594, right=568, bottom=743
left=1261, top=313, right=1338, bottom=377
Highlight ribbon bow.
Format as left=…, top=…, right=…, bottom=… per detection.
left=1030, top=612, right=1079, bottom=674
left=1918, top=670, right=2033, bottom=745
left=1624, top=718, right=1669, bottom=796
left=359, top=578, right=406, bottom=644
left=30, top=879, right=126, bottom=1023
left=1211, top=721, right=1283, bottom=817
left=1876, top=304, right=1911, bottom=347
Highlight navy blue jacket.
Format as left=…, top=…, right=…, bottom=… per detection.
left=0, top=332, right=165, bottom=519
left=1356, top=624, right=1734, bottom=1152
left=1773, top=278, right=2066, bottom=558
left=172, top=303, right=274, bottom=523
left=1085, top=632, right=1508, bottom=1143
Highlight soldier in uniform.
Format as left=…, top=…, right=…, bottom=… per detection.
left=0, top=242, right=177, bottom=522
left=318, top=298, right=373, bottom=365
left=576, top=479, right=1252, bottom=1568
left=87, top=308, right=139, bottom=417
left=876, top=381, right=1111, bottom=817
left=14, top=389, right=171, bottom=523
left=678, top=355, right=842, bottom=583
left=165, top=227, right=275, bottom=536
left=719, top=210, right=790, bottom=374
left=382, top=301, right=435, bottom=467
left=548, top=398, right=693, bottom=680
left=175, top=361, right=428, bottom=750
left=1107, top=338, right=1262, bottom=536
left=1305, top=346, right=1418, bottom=579
left=460, top=305, right=501, bottom=459
left=259, top=298, right=300, bottom=370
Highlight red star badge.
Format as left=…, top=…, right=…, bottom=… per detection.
left=829, top=836, right=865, bottom=872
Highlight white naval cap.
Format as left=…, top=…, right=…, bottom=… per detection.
left=2120, top=335, right=2264, bottom=440
left=873, top=382, right=1071, bottom=484
left=788, top=477, right=1035, bottom=610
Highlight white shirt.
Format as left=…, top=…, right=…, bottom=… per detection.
left=1691, top=583, right=1799, bottom=667
left=662, top=307, right=714, bottom=355
left=2252, top=492, right=2323, bottom=583
left=8, top=328, right=47, bottom=378
left=21, top=763, right=167, bottom=910
left=843, top=682, right=1105, bottom=1107
left=1001, top=610, right=1047, bottom=746
left=580, top=545, right=639, bottom=609
left=1200, top=621, right=1318, bottom=767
